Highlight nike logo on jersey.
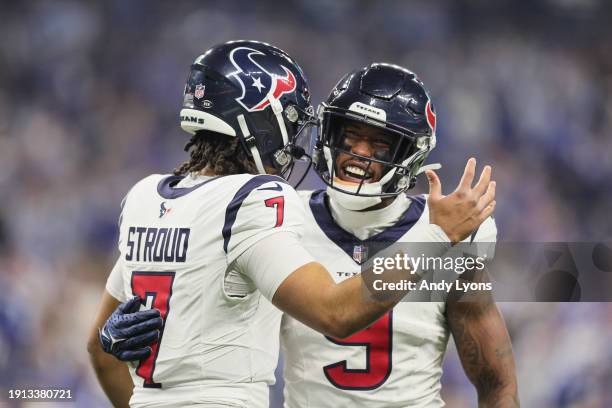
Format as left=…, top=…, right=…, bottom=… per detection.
left=257, top=182, right=283, bottom=192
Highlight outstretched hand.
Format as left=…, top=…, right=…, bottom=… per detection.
left=426, top=158, right=496, bottom=243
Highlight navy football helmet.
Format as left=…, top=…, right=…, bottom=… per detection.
left=313, top=63, right=438, bottom=197
left=180, top=40, right=315, bottom=175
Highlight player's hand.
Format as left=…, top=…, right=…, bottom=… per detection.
left=426, top=158, right=496, bottom=243
left=99, top=296, right=162, bottom=362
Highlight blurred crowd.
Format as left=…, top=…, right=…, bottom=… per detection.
left=0, top=0, right=611, bottom=406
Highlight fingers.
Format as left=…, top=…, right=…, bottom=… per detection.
left=427, top=157, right=496, bottom=243
left=479, top=200, right=496, bottom=221
left=476, top=181, right=496, bottom=211
left=473, top=165, right=491, bottom=195
left=114, top=309, right=161, bottom=328
left=426, top=170, right=442, bottom=200
left=457, top=158, right=476, bottom=192
left=116, top=346, right=152, bottom=362
left=115, top=330, right=160, bottom=352
left=118, top=296, right=142, bottom=314
left=121, top=316, right=163, bottom=337
left=126, top=309, right=162, bottom=324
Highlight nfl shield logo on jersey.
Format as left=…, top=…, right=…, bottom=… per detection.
left=194, top=84, right=205, bottom=99
left=352, top=244, right=368, bottom=264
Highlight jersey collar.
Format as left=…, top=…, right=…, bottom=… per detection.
left=157, top=174, right=223, bottom=199
left=309, top=190, right=426, bottom=263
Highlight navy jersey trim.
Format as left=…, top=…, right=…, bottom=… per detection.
left=157, top=175, right=223, bottom=199
left=222, top=175, right=288, bottom=253
left=469, top=226, right=480, bottom=244
left=308, top=190, right=426, bottom=263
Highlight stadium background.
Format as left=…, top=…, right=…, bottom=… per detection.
left=1, top=0, right=611, bottom=406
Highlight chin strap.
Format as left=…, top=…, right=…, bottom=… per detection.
left=237, top=114, right=266, bottom=174
left=237, top=96, right=291, bottom=175
left=327, top=162, right=443, bottom=211
left=270, top=97, right=289, bottom=146
left=327, top=184, right=382, bottom=211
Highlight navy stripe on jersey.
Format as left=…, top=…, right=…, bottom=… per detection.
left=469, top=226, right=480, bottom=243
left=157, top=175, right=223, bottom=199
left=222, top=175, right=288, bottom=253
left=309, top=190, right=426, bottom=263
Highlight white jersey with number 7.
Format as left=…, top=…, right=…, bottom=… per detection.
left=105, top=173, right=312, bottom=408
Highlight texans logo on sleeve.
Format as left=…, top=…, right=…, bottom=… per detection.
left=229, top=47, right=297, bottom=112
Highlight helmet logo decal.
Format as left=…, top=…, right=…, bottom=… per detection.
left=229, top=47, right=296, bottom=112
left=426, top=100, right=436, bottom=134
left=194, top=84, right=205, bottom=99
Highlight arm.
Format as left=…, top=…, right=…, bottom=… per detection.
left=447, top=270, right=519, bottom=407
left=269, top=159, right=496, bottom=339
left=234, top=230, right=413, bottom=339
left=87, top=291, right=133, bottom=408
left=273, top=260, right=410, bottom=339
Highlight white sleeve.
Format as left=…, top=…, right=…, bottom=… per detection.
left=106, top=185, right=134, bottom=302
left=105, top=257, right=128, bottom=302
left=470, top=216, right=498, bottom=260
left=233, top=232, right=316, bottom=301
left=224, top=177, right=307, bottom=264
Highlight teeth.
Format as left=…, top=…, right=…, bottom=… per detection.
left=344, top=165, right=367, bottom=178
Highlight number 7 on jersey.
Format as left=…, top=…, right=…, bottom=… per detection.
left=264, top=196, right=285, bottom=227
left=131, top=271, right=176, bottom=388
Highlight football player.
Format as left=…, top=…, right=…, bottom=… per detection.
left=280, top=63, right=518, bottom=407
left=87, top=41, right=496, bottom=408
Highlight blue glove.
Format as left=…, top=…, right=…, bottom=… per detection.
left=99, top=296, right=163, bottom=361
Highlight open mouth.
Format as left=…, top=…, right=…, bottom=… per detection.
left=339, top=161, right=374, bottom=183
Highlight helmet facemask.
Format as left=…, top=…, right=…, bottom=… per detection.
left=315, top=106, right=435, bottom=199
left=312, top=62, right=439, bottom=207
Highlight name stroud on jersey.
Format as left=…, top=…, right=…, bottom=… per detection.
left=125, top=227, right=190, bottom=263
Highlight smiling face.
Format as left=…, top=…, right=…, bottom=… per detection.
left=334, top=121, right=397, bottom=184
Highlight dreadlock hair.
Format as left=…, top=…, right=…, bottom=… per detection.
left=173, top=131, right=258, bottom=176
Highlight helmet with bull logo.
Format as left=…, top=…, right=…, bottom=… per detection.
left=180, top=40, right=315, bottom=175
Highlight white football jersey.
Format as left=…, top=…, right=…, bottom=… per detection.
left=281, top=190, right=497, bottom=408
left=105, top=173, right=309, bottom=408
